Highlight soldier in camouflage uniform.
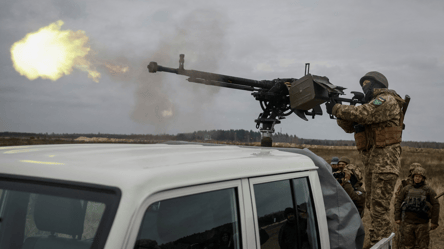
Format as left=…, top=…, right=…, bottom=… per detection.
left=326, top=71, right=405, bottom=246
left=338, top=157, right=364, bottom=185
left=394, top=167, right=439, bottom=249
left=338, top=157, right=366, bottom=217
left=393, top=162, right=422, bottom=249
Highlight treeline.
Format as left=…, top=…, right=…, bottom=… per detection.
left=176, top=130, right=444, bottom=148
left=177, top=129, right=355, bottom=145
left=0, top=132, right=175, bottom=141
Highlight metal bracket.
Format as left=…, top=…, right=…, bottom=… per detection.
left=179, top=54, right=185, bottom=70
left=305, top=63, right=310, bottom=75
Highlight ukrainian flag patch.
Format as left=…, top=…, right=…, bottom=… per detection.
left=373, top=97, right=385, bottom=106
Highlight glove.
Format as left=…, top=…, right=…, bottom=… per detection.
left=325, top=99, right=338, bottom=115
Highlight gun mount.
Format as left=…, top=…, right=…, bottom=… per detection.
left=148, top=54, right=365, bottom=147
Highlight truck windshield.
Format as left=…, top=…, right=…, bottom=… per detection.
left=0, top=176, right=120, bottom=249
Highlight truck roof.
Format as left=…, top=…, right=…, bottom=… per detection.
left=0, top=143, right=317, bottom=194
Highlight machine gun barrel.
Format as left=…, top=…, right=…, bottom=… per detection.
left=148, top=57, right=274, bottom=90
left=189, top=78, right=256, bottom=91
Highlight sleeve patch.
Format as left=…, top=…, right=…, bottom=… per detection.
left=373, top=97, right=386, bottom=106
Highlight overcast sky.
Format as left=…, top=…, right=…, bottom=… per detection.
left=1, top=0, right=444, bottom=142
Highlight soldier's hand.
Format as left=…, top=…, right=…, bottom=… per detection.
left=430, top=223, right=439, bottom=230
left=395, top=220, right=401, bottom=225
left=325, top=99, right=337, bottom=115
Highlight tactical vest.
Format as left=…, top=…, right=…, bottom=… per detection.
left=354, top=90, right=405, bottom=151
left=402, top=186, right=431, bottom=216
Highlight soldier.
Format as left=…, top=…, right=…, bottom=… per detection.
left=394, top=163, right=422, bottom=198
left=394, top=167, right=440, bottom=249
left=336, top=157, right=366, bottom=217
left=393, top=162, right=422, bottom=249
left=326, top=71, right=405, bottom=246
left=338, top=157, right=364, bottom=185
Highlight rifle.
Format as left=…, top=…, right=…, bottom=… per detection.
left=148, top=54, right=365, bottom=146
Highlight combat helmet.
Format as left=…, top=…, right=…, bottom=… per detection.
left=408, top=163, right=422, bottom=176
left=338, top=157, right=350, bottom=165
left=411, top=166, right=427, bottom=180
left=359, top=71, right=388, bottom=88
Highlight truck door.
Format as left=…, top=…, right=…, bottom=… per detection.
left=129, top=180, right=248, bottom=249
left=246, top=171, right=329, bottom=249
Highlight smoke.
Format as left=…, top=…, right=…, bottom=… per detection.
left=130, top=9, right=229, bottom=132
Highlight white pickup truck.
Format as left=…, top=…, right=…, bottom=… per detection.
left=0, top=143, right=393, bottom=249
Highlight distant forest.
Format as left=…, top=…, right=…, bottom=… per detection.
left=1, top=130, right=444, bottom=149
left=176, top=129, right=444, bottom=149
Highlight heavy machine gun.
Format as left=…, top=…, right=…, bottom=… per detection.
left=148, top=54, right=365, bottom=146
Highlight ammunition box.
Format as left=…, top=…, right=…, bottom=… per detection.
left=289, top=74, right=330, bottom=111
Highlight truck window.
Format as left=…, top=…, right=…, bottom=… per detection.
left=23, top=194, right=106, bottom=241
left=0, top=178, right=120, bottom=249
left=253, top=177, right=319, bottom=249
left=134, top=188, right=242, bottom=249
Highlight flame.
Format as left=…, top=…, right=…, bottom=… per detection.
left=105, top=63, right=129, bottom=75
left=10, top=20, right=101, bottom=82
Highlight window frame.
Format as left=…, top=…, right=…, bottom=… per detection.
left=125, top=180, right=247, bottom=249
left=0, top=173, right=121, bottom=249
left=248, top=170, right=329, bottom=249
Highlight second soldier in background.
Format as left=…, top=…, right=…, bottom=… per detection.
left=333, top=157, right=366, bottom=217
left=394, top=166, right=439, bottom=249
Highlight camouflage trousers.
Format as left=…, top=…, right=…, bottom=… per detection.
left=399, top=222, right=429, bottom=249
left=361, top=144, right=401, bottom=245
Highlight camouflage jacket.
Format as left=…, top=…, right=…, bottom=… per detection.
left=343, top=163, right=364, bottom=186
left=342, top=182, right=365, bottom=216
left=394, top=182, right=440, bottom=224
left=333, top=89, right=405, bottom=150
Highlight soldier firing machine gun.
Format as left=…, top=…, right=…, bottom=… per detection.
left=148, top=54, right=409, bottom=147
